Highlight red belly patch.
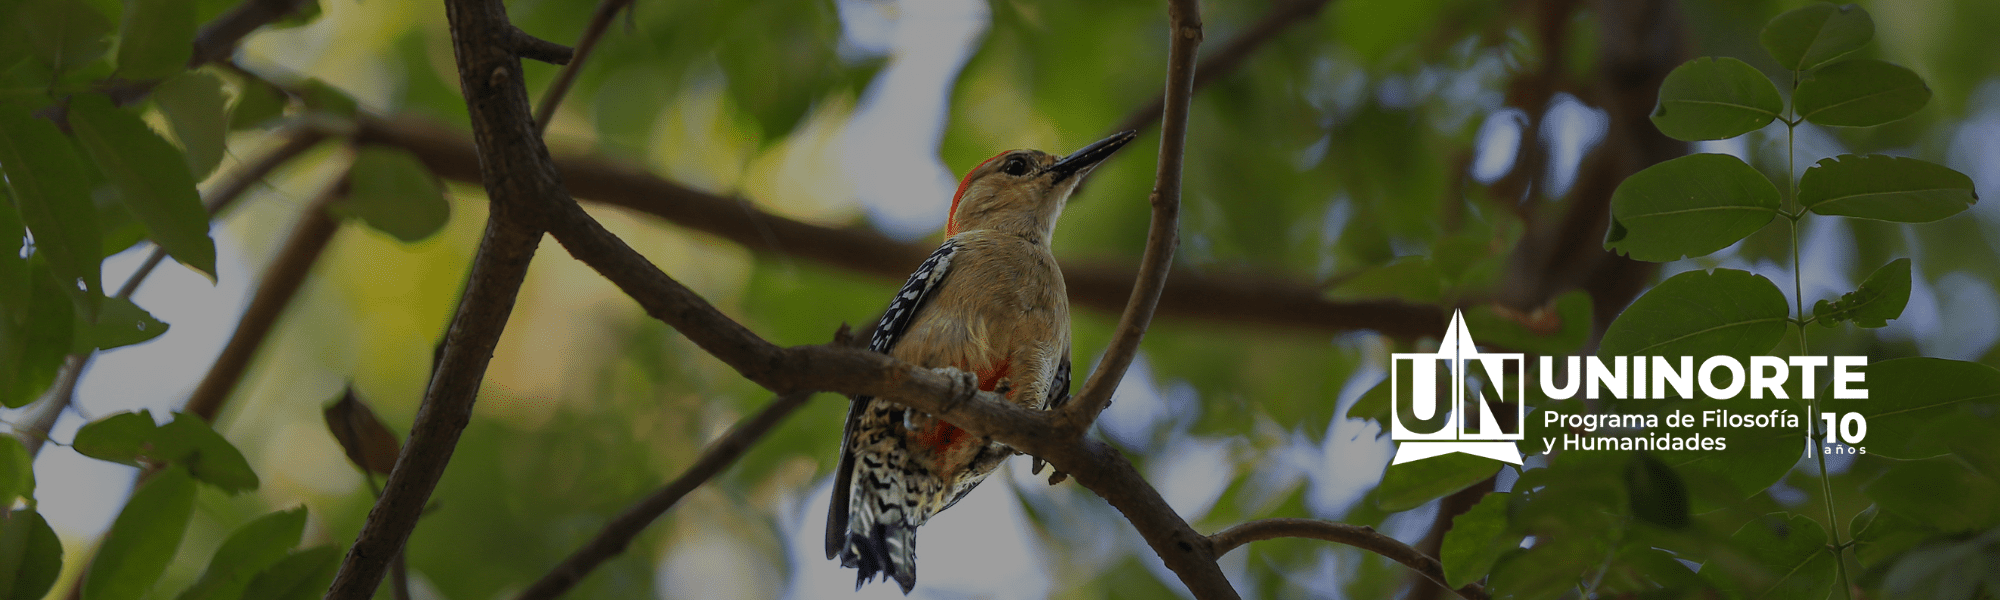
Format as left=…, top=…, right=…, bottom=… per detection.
left=914, top=359, right=1011, bottom=454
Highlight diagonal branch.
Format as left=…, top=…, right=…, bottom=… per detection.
left=530, top=0, right=633, bottom=132
left=184, top=175, right=342, bottom=422
left=514, top=389, right=820, bottom=600
left=1209, top=518, right=1490, bottom=600
left=1062, top=0, right=1199, bottom=430
left=324, top=0, right=567, bottom=595
left=189, top=0, right=316, bottom=67
left=1107, top=0, right=1334, bottom=136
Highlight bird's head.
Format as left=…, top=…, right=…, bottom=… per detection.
left=945, top=130, right=1138, bottom=240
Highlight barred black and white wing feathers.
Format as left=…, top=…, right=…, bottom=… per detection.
left=868, top=243, right=958, bottom=354
left=825, top=241, right=959, bottom=573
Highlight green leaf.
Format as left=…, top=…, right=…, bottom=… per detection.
left=1849, top=504, right=1935, bottom=569
left=152, top=72, right=229, bottom=180
left=1655, top=397, right=1805, bottom=512
left=67, top=94, right=216, bottom=280
left=112, top=0, right=194, bottom=80
left=1373, top=453, right=1500, bottom=513
left=1649, top=57, right=1783, bottom=141
left=1797, top=154, right=1977, bottom=222
left=1794, top=59, right=1931, bottom=127
left=1706, top=513, right=1835, bottom=600
left=0, top=105, right=104, bottom=313
left=1462, top=292, right=1593, bottom=356
left=1824, top=357, right=2000, bottom=459
left=228, top=77, right=288, bottom=131
left=1864, top=455, right=2000, bottom=533
left=269, top=0, right=318, bottom=29
left=1440, top=491, right=1516, bottom=588
left=0, top=439, right=30, bottom=506
left=296, top=79, right=355, bottom=118
left=1813, top=257, right=1911, bottom=328
left=18, top=0, right=112, bottom=77
left=0, top=265, right=76, bottom=408
left=1486, top=538, right=1599, bottom=600
left=239, top=546, right=339, bottom=600
left=1598, top=268, right=1790, bottom=359
left=175, top=507, right=306, bottom=600
left=0, top=508, right=63, bottom=600
left=0, top=190, right=27, bottom=311
left=81, top=466, right=196, bottom=600
left=71, top=410, right=155, bottom=465
left=150, top=412, right=258, bottom=492
left=1759, top=3, right=1873, bottom=71
left=1323, top=257, right=1445, bottom=303
left=1623, top=452, right=1688, bottom=529
left=1604, top=154, right=1780, bottom=262
left=1879, top=532, right=2000, bottom=600
left=73, top=411, right=257, bottom=489
left=334, top=147, right=450, bottom=243
left=1346, top=378, right=1389, bottom=423
left=71, top=296, right=168, bottom=352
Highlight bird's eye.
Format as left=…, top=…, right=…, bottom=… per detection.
left=1000, top=157, right=1030, bottom=176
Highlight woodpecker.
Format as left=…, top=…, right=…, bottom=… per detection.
left=825, top=131, right=1138, bottom=593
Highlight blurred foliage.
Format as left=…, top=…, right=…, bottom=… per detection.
left=0, top=0, right=1997, bottom=598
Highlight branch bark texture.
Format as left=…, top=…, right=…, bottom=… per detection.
left=1063, top=0, right=1199, bottom=430
left=1209, top=518, right=1490, bottom=600
left=323, top=0, right=567, bottom=594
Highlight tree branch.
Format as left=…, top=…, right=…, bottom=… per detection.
left=530, top=0, right=632, bottom=133
left=1107, top=0, right=1334, bottom=137
left=506, top=0, right=1234, bottom=591
left=508, top=26, right=574, bottom=66
left=514, top=390, right=819, bottom=600
left=325, top=1, right=573, bottom=598
left=349, top=115, right=1448, bottom=339
left=1061, top=0, right=1199, bottom=431
left=184, top=179, right=341, bottom=422
left=1208, top=518, right=1490, bottom=600
left=189, top=0, right=315, bottom=67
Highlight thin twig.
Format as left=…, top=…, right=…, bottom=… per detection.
left=509, top=27, right=574, bottom=66
left=324, top=0, right=568, bottom=591
left=122, top=126, right=332, bottom=301
left=1061, top=0, right=1200, bottom=431
left=531, top=0, right=633, bottom=133
left=514, top=391, right=817, bottom=600
left=1208, top=518, right=1490, bottom=600
left=190, top=0, right=316, bottom=67
left=1107, top=0, right=1334, bottom=137
left=18, top=355, right=87, bottom=457
left=182, top=182, right=343, bottom=422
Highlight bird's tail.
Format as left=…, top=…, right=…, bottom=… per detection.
left=839, top=519, right=918, bottom=594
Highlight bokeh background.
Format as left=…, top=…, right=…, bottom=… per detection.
left=18, top=0, right=2000, bottom=597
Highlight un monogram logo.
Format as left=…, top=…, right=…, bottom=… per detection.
left=1390, top=311, right=1527, bottom=465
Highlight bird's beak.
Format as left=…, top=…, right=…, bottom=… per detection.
left=1046, top=130, right=1139, bottom=184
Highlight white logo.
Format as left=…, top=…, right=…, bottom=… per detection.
left=1390, top=310, right=1526, bottom=465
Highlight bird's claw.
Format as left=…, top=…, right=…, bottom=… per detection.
left=1029, top=456, right=1068, bottom=485
left=932, top=366, right=980, bottom=413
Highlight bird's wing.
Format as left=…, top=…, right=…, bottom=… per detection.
left=1046, top=351, right=1072, bottom=410
left=825, top=240, right=959, bottom=560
